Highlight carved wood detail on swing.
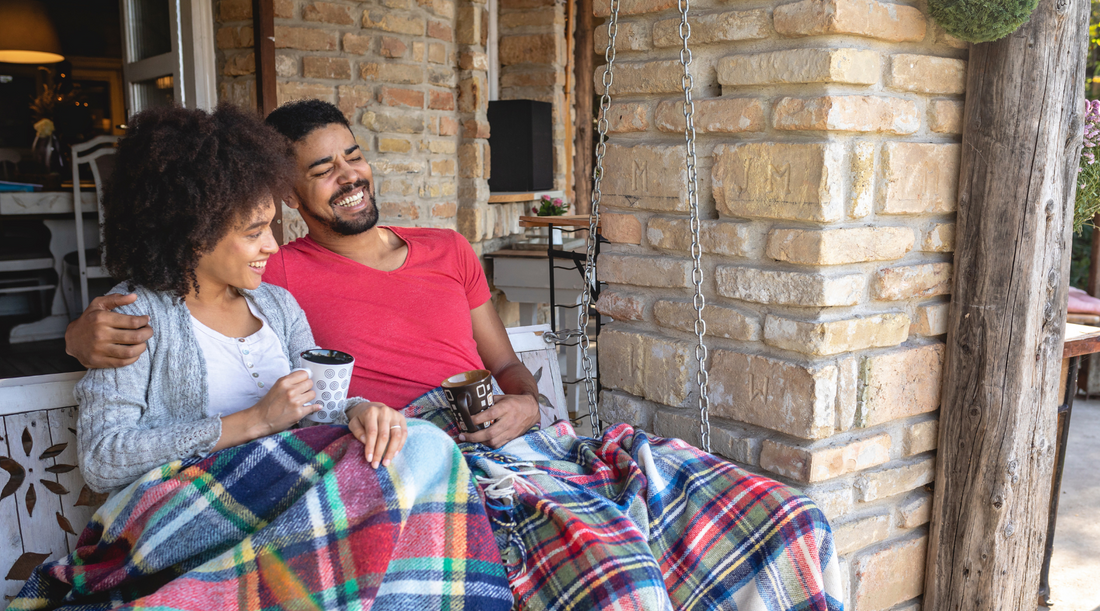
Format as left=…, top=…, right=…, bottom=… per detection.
left=1, top=407, right=105, bottom=599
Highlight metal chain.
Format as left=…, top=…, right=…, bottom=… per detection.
left=578, top=0, right=621, bottom=438
left=677, top=0, right=711, bottom=453
left=542, top=329, right=585, bottom=344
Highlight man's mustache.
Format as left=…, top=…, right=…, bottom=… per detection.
left=329, top=179, right=372, bottom=206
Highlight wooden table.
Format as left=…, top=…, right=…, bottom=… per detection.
left=1038, top=323, right=1100, bottom=606
left=485, top=247, right=588, bottom=325
left=516, top=215, right=601, bottom=332
left=486, top=189, right=564, bottom=205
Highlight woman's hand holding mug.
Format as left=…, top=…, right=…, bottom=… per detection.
left=248, top=370, right=318, bottom=435
left=214, top=370, right=317, bottom=451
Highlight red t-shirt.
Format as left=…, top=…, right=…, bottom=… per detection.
left=263, top=227, right=492, bottom=407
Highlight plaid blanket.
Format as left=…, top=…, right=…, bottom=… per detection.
left=410, top=390, right=844, bottom=611
left=9, top=421, right=513, bottom=611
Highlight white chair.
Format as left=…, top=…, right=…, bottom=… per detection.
left=70, top=136, right=118, bottom=310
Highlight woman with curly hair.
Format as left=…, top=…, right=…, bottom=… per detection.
left=81, top=103, right=409, bottom=490
left=11, top=105, right=512, bottom=610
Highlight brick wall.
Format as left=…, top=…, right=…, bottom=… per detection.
left=210, top=0, right=966, bottom=604
left=214, top=0, right=514, bottom=248
left=590, top=1, right=966, bottom=608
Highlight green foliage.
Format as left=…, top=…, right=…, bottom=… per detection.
left=927, top=0, right=1040, bottom=43
left=1068, top=0, right=1099, bottom=285
left=534, top=194, right=568, bottom=216
left=1071, top=224, right=1092, bottom=290
left=1075, top=155, right=1100, bottom=234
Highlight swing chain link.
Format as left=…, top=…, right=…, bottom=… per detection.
left=542, top=328, right=585, bottom=344
left=677, top=0, right=711, bottom=453
left=578, top=0, right=621, bottom=438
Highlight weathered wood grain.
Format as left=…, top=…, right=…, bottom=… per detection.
left=0, top=413, right=69, bottom=598
left=46, top=408, right=97, bottom=548
left=924, top=0, right=1089, bottom=608
left=517, top=350, right=568, bottom=426
left=1, top=418, right=27, bottom=599
left=573, top=0, right=593, bottom=216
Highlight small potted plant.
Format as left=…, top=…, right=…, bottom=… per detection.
left=533, top=195, right=568, bottom=245
left=534, top=194, right=568, bottom=216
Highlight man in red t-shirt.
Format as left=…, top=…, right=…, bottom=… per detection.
left=64, top=100, right=540, bottom=452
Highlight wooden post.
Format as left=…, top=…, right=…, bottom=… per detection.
left=252, top=0, right=282, bottom=243
left=572, top=0, right=593, bottom=216
left=924, top=0, right=1088, bottom=608
left=252, top=0, right=277, bottom=117
left=563, top=0, right=575, bottom=208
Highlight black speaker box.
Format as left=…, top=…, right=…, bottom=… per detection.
left=487, top=99, right=553, bottom=192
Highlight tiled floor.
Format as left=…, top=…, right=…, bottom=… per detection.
left=0, top=338, right=83, bottom=379
left=1048, top=398, right=1100, bottom=611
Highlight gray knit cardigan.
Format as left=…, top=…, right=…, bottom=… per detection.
left=75, top=282, right=366, bottom=493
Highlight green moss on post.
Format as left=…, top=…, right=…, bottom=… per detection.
left=928, top=0, right=1040, bottom=43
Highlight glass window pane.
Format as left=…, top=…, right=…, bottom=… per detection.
left=127, top=0, right=171, bottom=62
left=131, top=75, right=174, bottom=113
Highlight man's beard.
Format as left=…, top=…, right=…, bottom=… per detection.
left=301, top=179, right=379, bottom=236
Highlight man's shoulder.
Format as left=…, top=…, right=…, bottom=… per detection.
left=265, top=237, right=322, bottom=286
left=389, top=226, right=468, bottom=254
left=278, top=236, right=316, bottom=258
left=388, top=226, right=460, bottom=242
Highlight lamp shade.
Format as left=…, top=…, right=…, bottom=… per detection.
left=0, top=0, right=63, bottom=64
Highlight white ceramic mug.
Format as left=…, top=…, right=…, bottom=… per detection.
left=296, top=349, right=355, bottom=423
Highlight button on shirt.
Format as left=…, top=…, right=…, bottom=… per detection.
left=192, top=300, right=291, bottom=418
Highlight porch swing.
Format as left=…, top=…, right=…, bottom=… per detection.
left=485, top=8, right=846, bottom=600
left=571, top=0, right=714, bottom=452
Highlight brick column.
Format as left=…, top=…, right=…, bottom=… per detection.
left=591, top=1, right=966, bottom=608
left=454, top=0, right=495, bottom=246
left=456, top=0, right=572, bottom=250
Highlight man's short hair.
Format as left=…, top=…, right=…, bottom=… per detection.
left=265, top=99, right=350, bottom=142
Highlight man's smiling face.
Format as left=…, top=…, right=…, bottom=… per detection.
left=292, top=123, right=378, bottom=236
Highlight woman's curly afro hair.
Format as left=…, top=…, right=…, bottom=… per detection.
left=102, top=104, right=295, bottom=299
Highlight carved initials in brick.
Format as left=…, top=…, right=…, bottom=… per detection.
left=631, top=160, right=648, bottom=191
left=750, top=371, right=769, bottom=404
left=733, top=157, right=796, bottom=202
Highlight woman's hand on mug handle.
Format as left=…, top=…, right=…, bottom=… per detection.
left=251, top=369, right=318, bottom=432
left=347, top=402, right=407, bottom=469
left=215, top=370, right=317, bottom=451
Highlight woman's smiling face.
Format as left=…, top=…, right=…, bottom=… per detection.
left=193, top=198, right=279, bottom=294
